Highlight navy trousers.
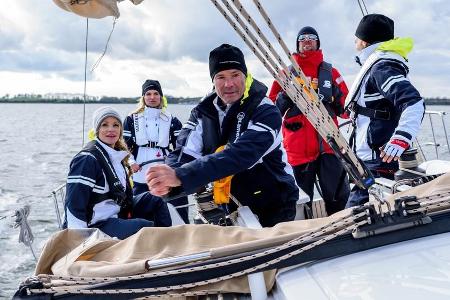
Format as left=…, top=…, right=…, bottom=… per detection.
left=93, top=192, right=171, bottom=240
left=133, top=182, right=190, bottom=224
left=293, top=153, right=350, bottom=216
left=345, top=158, right=398, bottom=208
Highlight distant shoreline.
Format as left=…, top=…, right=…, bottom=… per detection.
left=0, top=96, right=449, bottom=105
left=0, top=100, right=200, bottom=104
left=0, top=95, right=201, bottom=105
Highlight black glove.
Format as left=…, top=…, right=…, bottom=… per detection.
left=276, top=91, right=294, bottom=115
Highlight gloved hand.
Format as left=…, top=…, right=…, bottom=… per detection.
left=283, top=120, right=302, bottom=131
left=379, top=138, right=410, bottom=163
left=276, top=91, right=294, bottom=115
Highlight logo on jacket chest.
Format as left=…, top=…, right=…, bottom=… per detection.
left=235, top=112, right=246, bottom=142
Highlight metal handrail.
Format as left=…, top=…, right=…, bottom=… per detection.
left=416, top=110, right=449, bottom=160
left=51, top=183, right=66, bottom=229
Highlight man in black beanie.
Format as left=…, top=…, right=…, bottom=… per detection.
left=345, top=13, right=425, bottom=208
left=355, top=13, right=394, bottom=46
left=146, top=43, right=300, bottom=227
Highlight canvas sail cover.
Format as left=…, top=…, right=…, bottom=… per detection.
left=52, top=0, right=145, bottom=19
left=34, top=172, right=450, bottom=295
left=35, top=213, right=350, bottom=294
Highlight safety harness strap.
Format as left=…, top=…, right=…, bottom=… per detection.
left=354, top=104, right=391, bottom=120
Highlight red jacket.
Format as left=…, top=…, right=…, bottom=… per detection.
left=268, top=50, right=349, bottom=166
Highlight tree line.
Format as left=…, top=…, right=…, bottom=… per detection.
left=1, top=93, right=449, bottom=105
left=0, top=94, right=202, bottom=104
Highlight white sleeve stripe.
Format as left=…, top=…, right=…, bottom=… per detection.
left=93, top=187, right=107, bottom=193
left=365, top=92, right=382, bottom=97
left=183, top=124, right=195, bottom=130
left=186, top=121, right=197, bottom=126
left=68, top=175, right=96, bottom=184
left=182, top=147, right=203, bottom=159
left=78, top=152, right=96, bottom=159
left=382, top=77, right=409, bottom=93
left=364, top=94, right=384, bottom=102
left=254, top=122, right=273, bottom=132
left=381, top=74, right=404, bottom=91
left=381, top=74, right=403, bottom=90
left=248, top=124, right=267, bottom=132
left=67, top=178, right=96, bottom=187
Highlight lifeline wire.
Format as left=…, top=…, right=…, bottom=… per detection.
left=81, top=18, right=89, bottom=148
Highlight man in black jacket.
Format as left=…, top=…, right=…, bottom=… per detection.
left=146, top=44, right=299, bottom=227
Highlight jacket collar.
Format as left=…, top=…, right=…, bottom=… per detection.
left=357, top=42, right=382, bottom=65
left=293, top=50, right=324, bottom=68
left=96, top=139, right=127, bottom=164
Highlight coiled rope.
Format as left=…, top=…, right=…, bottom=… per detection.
left=13, top=205, right=37, bottom=261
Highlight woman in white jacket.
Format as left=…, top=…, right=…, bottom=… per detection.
left=123, top=80, right=188, bottom=222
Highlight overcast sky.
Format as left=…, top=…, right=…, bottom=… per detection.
left=1, top=0, right=449, bottom=98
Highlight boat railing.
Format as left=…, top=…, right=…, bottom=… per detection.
left=339, top=111, right=449, bottom=161
left=416, top=110, right=449, bottom=160
left=51, top=183, right=66, bottom=230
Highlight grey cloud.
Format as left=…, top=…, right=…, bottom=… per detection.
left=1, top=0, right=449, bottom=97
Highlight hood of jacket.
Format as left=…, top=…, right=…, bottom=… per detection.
left=377, top=37, right=414, bottom=59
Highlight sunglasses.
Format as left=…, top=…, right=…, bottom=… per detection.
left=298, top=34, right=318, bottom=42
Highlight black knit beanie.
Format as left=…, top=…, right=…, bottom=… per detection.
left=209, top=44, right=247, bottom=80
left=142, top=79, right=163, bottom=96
left=355, top=14, right=394, bottom=44
left=296, top=26, right=320, bottom=52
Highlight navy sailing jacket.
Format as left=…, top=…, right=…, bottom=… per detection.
left=64, top=140, right=131, bottom=228
left=347, top=42, right=425, bottom=161
left=167, top=79, right=299, bottom=211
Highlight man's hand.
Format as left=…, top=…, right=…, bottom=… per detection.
left=130, top=163, right=141, bottom=173
left=379, top=138, right=410, bottom=163
left=146, top=164, right=182, bottom=197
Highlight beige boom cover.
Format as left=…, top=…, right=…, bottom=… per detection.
left=35, top=172, right=450, bottom=295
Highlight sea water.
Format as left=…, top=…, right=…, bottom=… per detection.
left=0, top=103, right=448, bottom=297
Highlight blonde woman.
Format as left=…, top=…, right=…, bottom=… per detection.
left=63, top=106, right=171, bottom=239
left=124, top=80, right=188, bottom=223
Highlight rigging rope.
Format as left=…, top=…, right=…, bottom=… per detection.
left=356, top=0, right=369, bottom=16
left=81, top=17, right=116, bottom=148
left=91, top=17, right=117, bottom=72
left=210, top=0, right=373, bottom=188
left=81, top=18, right=89, bottom=148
